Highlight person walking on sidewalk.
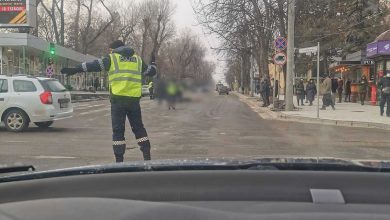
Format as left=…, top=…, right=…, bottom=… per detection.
left=378, top=73, right=390, bottom=117
left=306, top=79, right=317, bottom=106
left=61, top=40, right=156, bottom=162
left=321, top=75, right=335, bottom=110
left=337, top=77, right=343, bottom=103
left=331, top=76, right=338, bottom=106
left=295, top=79, right=305, bottom=106
left=359, top=76, right=369, bottom=105
left=345, top=79, right=351, bottom=102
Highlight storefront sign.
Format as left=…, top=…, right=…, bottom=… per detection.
left=366, top=42, right=378, bottom=58
left=0, top=0, right=36, bottom=28
left=362, top=60, right=375, bottom=65
left=378, top=41, right=390, bottom=55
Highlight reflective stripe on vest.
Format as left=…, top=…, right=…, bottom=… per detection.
left=108, top=53, right=142, bottom=97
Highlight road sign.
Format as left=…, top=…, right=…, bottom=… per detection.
left=298, top=46, right=318, bottom=54
left=273, top=52, right=287, bottom=65
left=274, top=37, right=287, bottom=51
left=46, top=65, right=54, bottom=77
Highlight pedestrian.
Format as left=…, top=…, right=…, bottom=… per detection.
left=345, top=79, right=351, bottom=102
left=295, top=78, right=305, bottom=106
left=155, top=75, right=166, bottom=105
left=94, top=77, right=100, bottom=92
left=260, top=78, right=270, bottom=107
left=306, top=79, right=317, bottom=106
left=337, top=77, right=343, bottom=103
left=378, top=73, right=390, bottom=117
left=331, top=76, right=338, bottom=105
left=359, top=75, right=369, bottom=105
left=264, top=77, right=270, bottom=106
left=61, top=40, right=156, bottom=162
left=320, top=75, right=335, bottom=110
left=166, top=80, right=178, bottom=110
left=255, top=83, right=260, bottom=95
left=148, top=81, right=154, bottom=100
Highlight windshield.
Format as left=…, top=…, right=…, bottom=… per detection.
left=1, top=0, right=390, bottom=175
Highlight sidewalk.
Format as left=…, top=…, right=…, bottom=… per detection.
left=70, top=91, right=109, bottom=103
left=233, top=92, right=390, bottom=130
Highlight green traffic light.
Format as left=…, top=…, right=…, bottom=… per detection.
left=49, top=43, right=55, bottom=55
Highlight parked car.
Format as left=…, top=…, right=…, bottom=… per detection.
left=141, top=85, right=150, bottom=97
left=218, top=86, right=229, bottom=95
left=215, top=83, right=223, bottom=91
left=0, top=75, right=73, bottom=132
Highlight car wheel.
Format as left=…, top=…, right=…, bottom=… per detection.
left=34, top=121, right=54, bottom=128
left=4, top=109, right=29, bottom=132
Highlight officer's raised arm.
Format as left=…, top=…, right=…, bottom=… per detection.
left=140, top=53, right=157, bottom=77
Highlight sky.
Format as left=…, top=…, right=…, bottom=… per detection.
left=172, top=0, right=225, bottom=83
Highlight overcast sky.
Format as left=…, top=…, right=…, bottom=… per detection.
left=172, top=0, right=224, bottom=83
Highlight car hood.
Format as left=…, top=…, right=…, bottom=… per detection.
left=1, top=157, right=390, bottom=183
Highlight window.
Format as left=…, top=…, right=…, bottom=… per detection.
left=13, top=80, right=37, bottom=92
left=40, top=80, right=67, bottom=92
left=0, top=79, right=8, bottom=93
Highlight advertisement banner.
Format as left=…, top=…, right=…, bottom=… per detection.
left=366, top=42, right=378, bottom=58
left=0, top=0, right=35, bottom=28
left=378, top=41, right=390, bottom=55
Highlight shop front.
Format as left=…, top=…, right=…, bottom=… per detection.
left=366, top=29, right=390, bottom=105
left=329, top=52, right=374, bottom=103
left=0, top=33, right=100, bottom=90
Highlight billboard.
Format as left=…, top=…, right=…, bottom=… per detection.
left=0, top=0, right=36, bottom=27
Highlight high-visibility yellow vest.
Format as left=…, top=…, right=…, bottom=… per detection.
left=167, top=83, right=177, bottom=95
left=108, top=53, right=142, bottom=97
left=148, top=81, right=153, bottom=89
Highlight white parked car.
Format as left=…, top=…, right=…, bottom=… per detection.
left=0, top=75, right=73, bottom=132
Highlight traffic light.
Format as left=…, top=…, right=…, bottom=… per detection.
left=49, top=43, right=55, bottom=55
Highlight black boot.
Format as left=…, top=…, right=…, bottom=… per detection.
left=139, top=141, right=152, bottom=161
left=113, top=144, right=126, bottom=163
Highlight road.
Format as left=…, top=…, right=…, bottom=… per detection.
left=1, top=92, right=390, bottom=171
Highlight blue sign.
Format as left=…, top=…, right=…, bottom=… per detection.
left=274, top=37, right=287, bottom=51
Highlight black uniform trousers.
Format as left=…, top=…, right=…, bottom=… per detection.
left=380, top=93, right=390, bottom=116
left=111, top=98, right=151, bottom=162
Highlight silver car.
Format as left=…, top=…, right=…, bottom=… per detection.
left=0, top=75, right=73, bottom=132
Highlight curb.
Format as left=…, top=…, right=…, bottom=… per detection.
left=279, top=113, right=390, bottom=130
left=233, top=92, right=390, bottom=131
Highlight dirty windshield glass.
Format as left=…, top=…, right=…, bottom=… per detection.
left=0, top=0, right=390, bottom=173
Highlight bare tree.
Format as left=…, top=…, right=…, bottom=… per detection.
left=38, top=0, right=65, bottom=45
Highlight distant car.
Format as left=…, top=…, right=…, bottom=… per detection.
left=218, top=86, right=229, bottom=95
left=0, top=75, right=73, bottom=132
left=141, top=85, right=150, bottom=97
left=216, top=83, right=223, bottom=91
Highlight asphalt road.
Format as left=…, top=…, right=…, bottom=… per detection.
left=1, top=92, right=390, bottom=171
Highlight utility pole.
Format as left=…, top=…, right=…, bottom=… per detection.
left=285, top=0, right=295, bottom=111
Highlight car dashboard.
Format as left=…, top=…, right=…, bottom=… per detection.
left=0, top=170, right=390, bottom=220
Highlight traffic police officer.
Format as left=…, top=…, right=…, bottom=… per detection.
left=148, top=81, right=154, bottom=100
left=61, top=40, right=156, bottom=162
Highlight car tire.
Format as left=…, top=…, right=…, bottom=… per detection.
left=4, top=109, right=29, bottom=132
left=34, top=121, right=54, bottom=128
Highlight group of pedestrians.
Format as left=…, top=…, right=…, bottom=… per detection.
left=295, top=79, right=317, bottom=106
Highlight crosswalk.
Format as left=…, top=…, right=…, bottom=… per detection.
left=72, top=99, right=155, bottom=118
left=72, top=101, right=111, bottom=117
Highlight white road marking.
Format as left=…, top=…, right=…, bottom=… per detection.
left=75, top=104, right=106, bottom=110
left=23, top=155, right=77, bottom=159
left=3, top=141, right=28, bottom=143
left=79, top=108, right=110, bottom=116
